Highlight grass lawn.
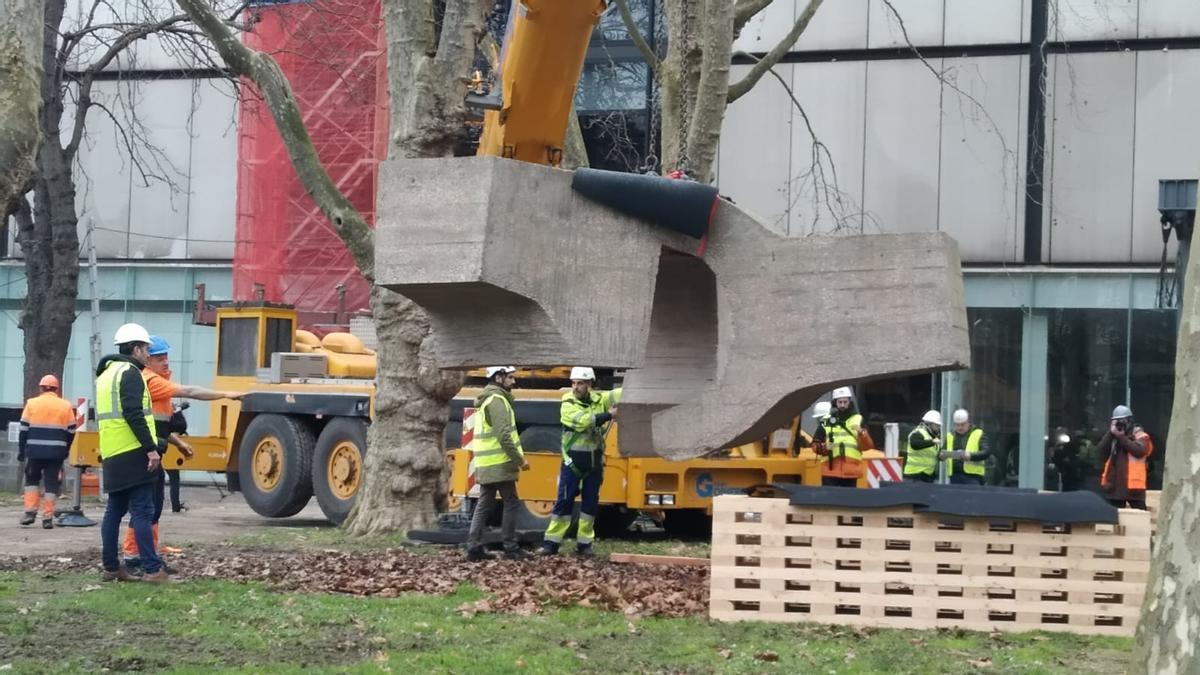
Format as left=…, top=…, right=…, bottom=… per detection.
left=0, top=572, right=1133, bottom=674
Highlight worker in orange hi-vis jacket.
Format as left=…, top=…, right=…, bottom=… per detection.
left=18, top=375, right=77, bottom=529
left=121, top=335, right=243, bottom=569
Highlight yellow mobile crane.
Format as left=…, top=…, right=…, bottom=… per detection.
left=70, top=0, right=880, bottom=532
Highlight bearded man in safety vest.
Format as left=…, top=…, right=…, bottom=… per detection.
left=465, top=366, right=530, bottom=561
left=540, top=366, right=621, bottom=557
left=940, top=409, right=990, bottom=486
left=811, top=387, right=868, bottom=487
left=17, top=374, right=77, bottom=528
left=903, top=410, right=943, bottom=483
left=1100, top=405, right=1153, bottom=509
left=96, top=323, right=167, bottom=583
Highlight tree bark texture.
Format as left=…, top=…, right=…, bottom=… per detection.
left=348, top=0, right=486, bottom=535
left=0, top=0, right=43, bottom=216
left=16, top=0, right=78, bottom=399
left=1138, top=241, right=1200, bottom=672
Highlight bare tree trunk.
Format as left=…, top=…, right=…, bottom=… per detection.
left=1138, top=240, right=1200, bottom=672
left=562, top=103, right=589, bottom=170
left=16, top=0, right=78, bottom=398
left=0, top=0, right=43, bottom=214
left=348, top=0, right=485, bottom=534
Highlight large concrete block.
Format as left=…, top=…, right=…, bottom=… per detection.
left=376, top=157, right=969, bottom=459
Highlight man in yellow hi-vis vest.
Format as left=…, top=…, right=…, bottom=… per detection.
left=97, top=323, right=167, bottom=583
left=940, top=409, right=990, bottom=486
left=464, top=366, right=530, bottom=561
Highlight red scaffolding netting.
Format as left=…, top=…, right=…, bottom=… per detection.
left=234, top=0, right=386, bottom=316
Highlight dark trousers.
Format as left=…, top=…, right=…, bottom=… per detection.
left=904, top=472, right=935, bottom=483
left=102, top=482, right=162, bottom=574
left=949, top=473, right=984, bottom=486
left=552, top=455, right=603, bottom=518
left=1107, top=498, right=1147, bottom=510
left=152, top=469, right=166, bottom=523
left=166, top=470, right=182, bottom=511
left=466, top=480, right=520, bottom=552
left=821, top=476, right=858, bottom=487
left=24, top=458, right=63, bottom=494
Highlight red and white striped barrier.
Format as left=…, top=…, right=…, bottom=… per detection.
left=866, top=457, right=903, bottom=488
left=461, top=407, right=480, bottom=498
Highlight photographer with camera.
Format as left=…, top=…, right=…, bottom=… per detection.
left=1099, top=405, right=1153, bottom=509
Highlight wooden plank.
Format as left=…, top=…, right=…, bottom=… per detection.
left=708, top=589, right=1140, bottom=617
left=705, top=548, right=1150, bottom=574
left=707, top=609, right=1135, bottom=637
left=712, top=521, right=1151, bottom=550
left=709, top=566, right=1144, bottom=594
left=608, top=553, right=709, bottom=567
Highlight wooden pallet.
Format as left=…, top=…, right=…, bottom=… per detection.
left=709, top=495, right=1151, bottom=636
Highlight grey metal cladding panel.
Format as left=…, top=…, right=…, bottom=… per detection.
left=944, top=0, right=1025, bottom=45
left=1052, top=0, right=1138, bottom=41
left=794, top=0, right=869, bottom=50
left=718, top=64, right=795, bottom=235
left=74, top=80, right=131, bottom=258
left=939, top=56, right=1026, bottom=262
left=1047, top=52, right=1137, bottom=263
left=862, top=59, right=941, bottom=235
left=128, top=80, right=193, bottom=259
left=187, top=80, right=238, bottom=259
left=1138, top=0, right=1200, bottom=38
left=789, top=61, right=867, bottom=234
left=734, top=0, right=795, bottom=54
left=868, top=0, right=945, bottom=48
left=1131, top=50, right=1200, bottom=263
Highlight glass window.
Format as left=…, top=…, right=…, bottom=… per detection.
left=595, top=0, right=653, bottom=42
left=218, top=318, right=258, bottom=376
left=263, top=318, right=294, bottom=367
left=956, top=308, right=1024, bottom=486
left=578, top=110, right=649, bottom=172
left=1129, top=309, right=1176, bottom=491
left=575, top=61, right=648, bottom=112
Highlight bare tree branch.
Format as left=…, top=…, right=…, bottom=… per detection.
left=727, top=0, right=822, bottom=103
left=734, top=0, right=774, bottom=34
left=613, top=0, right=659, bottom=77
left=176, top=0, right=375, bottom=281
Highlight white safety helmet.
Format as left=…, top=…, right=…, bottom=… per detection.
left=1111, top=405, right=1133, bottom=420
left=113, top=322, right=151, bottom=346
left=812, top=401, right=831, bottom=419
left=952, top=409, right=970, bottom=424
left=831, top=386, right=853, bottom=401
left=921, top=410, right=942, bottom=426
left=485, top=366, right=516, bottom=378
left=569, top=366, right=595, bottom=381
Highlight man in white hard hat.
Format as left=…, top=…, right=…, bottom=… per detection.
left=1099, top=404, right=1152, bottom=509
left=96, top=323, right=167, bottom=582
left=465, top=366, right=530, bottom=561
left=940, top=409, right=990, bottom=486
left=540, top=366, right=621, bottom=556
left=811, top=386, right=872, bottom=487
left=902, top=410, right=942, bottom=483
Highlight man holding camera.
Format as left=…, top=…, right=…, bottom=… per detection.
left=1099, top=405, right=1153, bottom=509
left=940, top=409, right=990, bottom=486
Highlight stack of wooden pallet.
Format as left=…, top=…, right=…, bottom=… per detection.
left=709, top=495, right=1152, bottom=636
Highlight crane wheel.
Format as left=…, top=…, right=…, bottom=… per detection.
left=238, top=414, right=315, bottom=518
left=313, top=417, right=368, bottom=525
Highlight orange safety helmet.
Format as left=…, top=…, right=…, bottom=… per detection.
left=39, top=374, right=60, bottom=390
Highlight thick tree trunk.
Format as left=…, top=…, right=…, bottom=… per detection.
left=0, top=0, right=43, bottom=215
left=16, top=0, right=78, bottom=398
left=1138, top=240, right=1200, bottom=671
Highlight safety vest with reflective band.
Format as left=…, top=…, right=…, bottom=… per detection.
left=945, top=427, right=985, bottom=477
left=19, top=392, right=77, bottom=461
left=560, top=388, right=621, bottom=456
left=472, top=393, right=523, bottom=469
left=904, top=425, right=938, bottom=476
left=821, top=413, right=862, bottom=461
left=1101, top=429, right=1152, bottom=491
left=96, top=361, right=156, bottom=459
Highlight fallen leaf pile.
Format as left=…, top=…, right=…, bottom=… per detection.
left=0, top=547, right=709, bottom=618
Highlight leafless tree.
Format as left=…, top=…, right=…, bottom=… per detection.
left=0, top=0, right=43, bottom=217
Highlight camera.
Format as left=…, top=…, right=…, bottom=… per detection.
left=1114, top=420, right=1127, bottom=433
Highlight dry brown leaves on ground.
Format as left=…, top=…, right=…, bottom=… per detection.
left=0, top=547, right=709, bottom=618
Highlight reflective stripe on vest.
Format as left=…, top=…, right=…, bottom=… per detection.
left=946, top=427, right=985, bottom=477
left=95, top=361, right=156, bottom=459
left=473, top=394, right=522, bottom=468
left=560, top=389, right=618, bottom=454
left=904, top=426, right=938, bottom=475
left=823, top=413, right=862, bottom=461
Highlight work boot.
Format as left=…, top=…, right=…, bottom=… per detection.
left=575, top=544, right=595, bottom=558
left=142, top=570, right=172, bottom=584
left=502, top=548, right=529, bottom=561
left=42, top=518, right=53, bottom=530
left=465, top=547, right=494, bottom=562
left=102, top=567, right=140, bottom=582
left=19, top=512, right=36, bottom=526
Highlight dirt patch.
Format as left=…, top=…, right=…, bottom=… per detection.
left=1, top=546, right=709, bottom=618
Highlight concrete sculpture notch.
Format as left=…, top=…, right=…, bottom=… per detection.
left=376, top=156, right=970, bottom=459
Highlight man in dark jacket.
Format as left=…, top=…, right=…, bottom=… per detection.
left=1099, top=405, right=1152, bottom=509
left=465, top=366, right=530, bottom=561
left=96, top=323, right=167, bottom=582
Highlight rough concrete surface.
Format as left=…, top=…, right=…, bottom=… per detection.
left=377, top=157, right=970, bottom=459
left=0, top=486, right=327, bottom=558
